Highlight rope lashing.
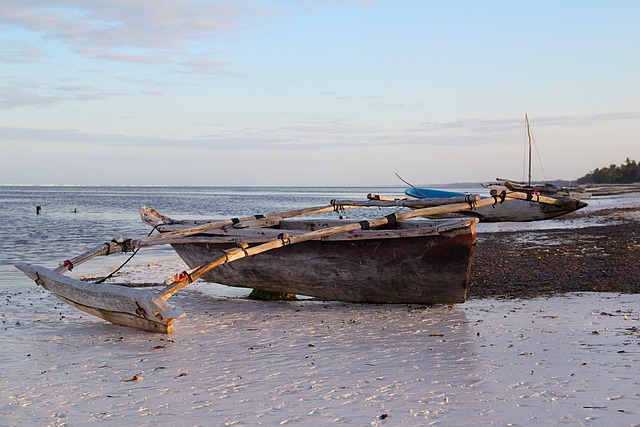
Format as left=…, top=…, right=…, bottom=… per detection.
left=221, top=250, right=231, bottom=263
left=236, top=241, right=249, bottom=256
left=528, top=190, right=540, bottom=202
left=112, top=238, right=134, bottom=253
left=490, top=190, right=507, bottom=209
left=173, top=271, right=192, bottom=284
left=384, top=213, right=398, bottom=229
left=464, top=194, right=477, bottom=209
left=277, top=233, right=291, bottom=245
left=330, top=199, right=346, bottom=213
left=34, top=272, right=44, bottom=287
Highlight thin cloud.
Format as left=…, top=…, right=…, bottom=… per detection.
left=418, top=113, right=640, bottom=134
left=138, top=90, right=164, bottom=96
left=0, top=38, right=43, bottom=63
left=3, top=112, right=638, bottom=151
left=318, top=91, right=382, bottom=101
left=181, top=57, right=242, bottom=77
left=0, top=80, right=119, bottom=109
left=0, top=88, right=65, bottom=109
left=0, top=1, right=276, bottom=70
left=533, top=112, right=640, bottom=127
left=74, top=47, right=170, bottom=65
left=0, top=1, right=271, bottom=48
left=0, top=127, right=131, bottom=142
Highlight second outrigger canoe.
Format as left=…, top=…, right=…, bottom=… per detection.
left=405, top=185, right=587, bottom=222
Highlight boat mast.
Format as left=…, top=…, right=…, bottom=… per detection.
left=525, top=113, right=532, bottom=186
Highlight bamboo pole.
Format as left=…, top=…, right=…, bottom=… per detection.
left=333, top=195, right=480, bottom=207
left=492, top=188, right=565, bottom=206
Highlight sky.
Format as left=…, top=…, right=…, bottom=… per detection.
left=1, top=0, right=639, bottom=186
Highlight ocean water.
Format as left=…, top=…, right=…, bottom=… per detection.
left=1, top=185, right=436, bottom=289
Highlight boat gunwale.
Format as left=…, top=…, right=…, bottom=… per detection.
left=146, top=217, right=478, bottom=243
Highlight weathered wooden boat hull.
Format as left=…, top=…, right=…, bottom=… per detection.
left=154, top=218, right=478, bottom=304
left=405, top=187, right=588, bottom=222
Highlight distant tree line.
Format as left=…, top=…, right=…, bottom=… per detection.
left=577, top=158, right=640, bottom=184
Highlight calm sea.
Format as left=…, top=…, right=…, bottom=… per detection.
left=6, top=185, right=486, bottom=290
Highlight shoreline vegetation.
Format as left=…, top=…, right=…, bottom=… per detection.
left=577, top=158, right=639, bottom=184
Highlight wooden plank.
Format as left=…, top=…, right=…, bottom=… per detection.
left=140, top=219, right=468, bottom=245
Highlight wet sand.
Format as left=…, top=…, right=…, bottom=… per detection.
left=1, top=193, right=640, bottom=426
left=2, top=287, right=639, bottom=426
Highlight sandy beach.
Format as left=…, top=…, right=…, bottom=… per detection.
left=1, top=193, right=640, bottom=426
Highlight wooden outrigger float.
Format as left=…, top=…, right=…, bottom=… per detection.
left=15, top=263, right=184, bottom=333
left=15, top=192, right=540, bottom=333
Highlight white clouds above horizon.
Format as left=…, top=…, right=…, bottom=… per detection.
left=0, top=1, right=271, bottom=54
left=3, top=112, right=637, bottom=149
left=1, top=0, right=639, bottom=185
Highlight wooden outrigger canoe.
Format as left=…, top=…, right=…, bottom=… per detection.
left=405, top=184, right=588, bottom=222
left=14, top=192, right=537, bottom=333
left=141, top=209, right=478, bottom=305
